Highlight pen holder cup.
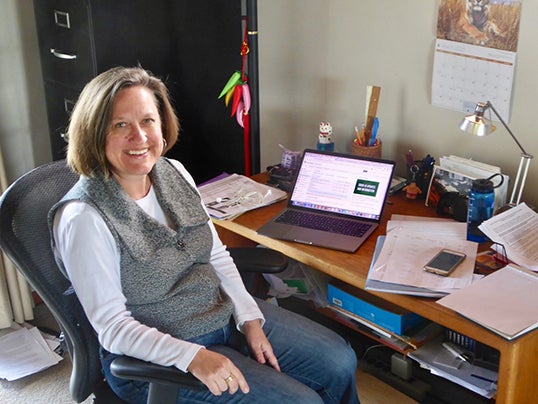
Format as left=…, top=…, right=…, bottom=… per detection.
left=351, top=139, right=382, bottom=159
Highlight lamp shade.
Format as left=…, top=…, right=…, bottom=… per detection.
left=458, top=100, right=534, bottom=206
left=459, top=103, right=496, bottom=136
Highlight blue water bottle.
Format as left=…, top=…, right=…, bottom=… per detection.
left=466, top=174, right=503, bottom=242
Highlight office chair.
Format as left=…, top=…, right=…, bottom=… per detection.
left=0, top=160, right=288, bottom=403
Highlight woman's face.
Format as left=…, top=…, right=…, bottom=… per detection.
left=105, top=85, right=164, bottom=181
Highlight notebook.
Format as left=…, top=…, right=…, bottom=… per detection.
left=257, top=149, right=395, bottom=252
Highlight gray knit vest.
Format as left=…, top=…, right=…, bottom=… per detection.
left=49, top=158, right=233, bottom=340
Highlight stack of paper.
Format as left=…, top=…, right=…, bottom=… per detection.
left=437, top=264, right=538, bottom=340
left=327, top=303, right=443, bottom=353
left=365, top=215, right=478, bottom=297
left=426, top=155, right=509, bottom=211
left=198, top=173, right=287, bottom=220
left=409, top=336, right=498, bottom=398
left=0, top=323, right=62, bottom=381
left=478, top=202, right=538, bottom=271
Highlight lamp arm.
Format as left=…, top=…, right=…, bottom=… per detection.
left=486, top=101, right=532, bottom=157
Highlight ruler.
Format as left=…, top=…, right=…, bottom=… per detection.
left=364, top=85, right=381, bottom=145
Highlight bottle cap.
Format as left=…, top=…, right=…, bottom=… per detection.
left=472, top=178, right=494, bottom=192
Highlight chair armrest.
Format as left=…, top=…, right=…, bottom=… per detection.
left=228, top=247, right=288, bottom=274
left=110, top=356, right=205, bottom=390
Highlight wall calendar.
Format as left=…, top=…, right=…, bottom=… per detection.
left=433, top=0, right=522, bottom=123
left=432, top=39, right=516, bottom=122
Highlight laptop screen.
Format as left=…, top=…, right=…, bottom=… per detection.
left=289, top=150, right=395, bottom=221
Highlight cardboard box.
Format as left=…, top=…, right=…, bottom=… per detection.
left=328, top=281, right=425, bottom=336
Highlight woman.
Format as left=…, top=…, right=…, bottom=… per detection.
left=49, top=66, right=359, bottom=403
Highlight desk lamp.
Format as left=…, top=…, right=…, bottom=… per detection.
left=459, top=101, right=533, bottom=206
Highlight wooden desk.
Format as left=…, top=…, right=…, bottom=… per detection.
left=213, top=176, right=538, bottom=403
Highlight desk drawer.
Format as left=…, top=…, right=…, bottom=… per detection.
left=34, top=0, right=95, bottom=87
left=43, top=82, right=80, bottom=159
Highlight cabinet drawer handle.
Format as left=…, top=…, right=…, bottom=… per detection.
left=54, top=10, right=71, bottom=29
left=50, top=48, right=77, bottom=60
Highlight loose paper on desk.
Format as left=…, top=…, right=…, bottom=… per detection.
left=366, top=237, right=448, bottom=297
left=437, top=264, right=538, bottom=340
left=198, top=173, right=287, bottom=220
left=478, top=202, right=538, bottom=271
left=368, top=218, right=477, bottom=293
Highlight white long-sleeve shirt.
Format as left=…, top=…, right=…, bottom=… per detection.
left=52, top=159, right=263, bottom=372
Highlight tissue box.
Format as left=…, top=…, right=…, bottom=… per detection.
left=328, top=281, right=425, bottom=336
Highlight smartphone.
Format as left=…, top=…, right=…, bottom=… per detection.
left=423, top=249, right=467, bottom=276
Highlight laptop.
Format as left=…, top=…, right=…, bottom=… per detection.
left=257, top=149, right=395, bottom=252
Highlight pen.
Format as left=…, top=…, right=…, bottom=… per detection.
left=442, top=342, right=469, bottom=363
left=369, top=117, right=379, bottom=146
left=405, top=149, right=414, bottom=167
left=354, top=126, right=362, bottom=145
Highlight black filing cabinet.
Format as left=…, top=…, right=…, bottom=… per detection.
left=33, top=0, right=245, bottom=183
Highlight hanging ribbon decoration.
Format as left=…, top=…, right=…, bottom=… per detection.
left=218, top=17, right=251, bottom=176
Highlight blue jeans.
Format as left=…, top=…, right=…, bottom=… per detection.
left=100, top=299, right=360, bottom=403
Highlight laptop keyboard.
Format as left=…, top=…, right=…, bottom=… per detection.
left=275, top=210, right=372, bottom=236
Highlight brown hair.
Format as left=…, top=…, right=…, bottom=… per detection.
left=66, top=66, right=179, bottom=177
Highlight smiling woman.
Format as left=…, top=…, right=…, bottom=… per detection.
left=48, top=66, right=361, bottom=403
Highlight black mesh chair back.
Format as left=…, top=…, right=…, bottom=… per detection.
left=0, top=160, right=112, bottom=402
left=0, top=159, right=288, bottom=403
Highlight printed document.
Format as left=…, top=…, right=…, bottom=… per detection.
left=0, top=323, right=62, bottom=381
left=198, top=173, right=287, bottom=220
left=369, top=219, right=477, bottom=293
left=478, top=203, right=538, bottom=271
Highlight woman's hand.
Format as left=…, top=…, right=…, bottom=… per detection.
left=242, top=320, right=281, bottom=372
left=187, top=349, right=249, bottom=396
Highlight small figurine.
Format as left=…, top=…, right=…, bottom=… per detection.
left=317, top=122, right=334, bottom=151
left=403, top=181, right=422, bottom=199
left=318, top=122, right=333, bottom=144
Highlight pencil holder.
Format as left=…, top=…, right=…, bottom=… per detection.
left=351, top=139, right=382, bottom=159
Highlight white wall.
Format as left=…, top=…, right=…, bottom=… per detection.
left=258, top=0, right=329, bottom=158
left=0, top=0, right=49, bottom=182
left=259, top=0, right=538, bottom=207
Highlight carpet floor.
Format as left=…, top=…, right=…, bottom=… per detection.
left=0, top=303, right=415, bottom=403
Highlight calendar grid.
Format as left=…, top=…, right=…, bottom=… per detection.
left=432, top=39, right=516, bottom=123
